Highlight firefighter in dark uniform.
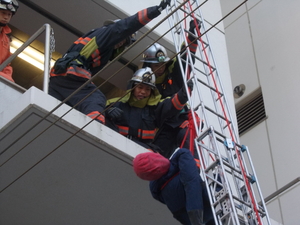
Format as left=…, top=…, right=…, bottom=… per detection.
left=105, top=67, right=191, bottom=150
left=49, top=0, right=171, bottom=124
left=141, top=19, right=201, bottom=158
left=133, top=148, right=215, bottom=225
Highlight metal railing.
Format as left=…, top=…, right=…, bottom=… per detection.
left=263, top=177, right=300, bottom=204
left=0, top=23, right=55, bottom=93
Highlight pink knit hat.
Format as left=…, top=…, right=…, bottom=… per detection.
left=133, top=152, right=170, bottom=181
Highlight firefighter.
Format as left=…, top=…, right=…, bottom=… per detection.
left=48, top=0, right=171, bottom=124
left=141, top=19, right=200, bottom=99
left=0, top=0, right=18, bottom=82
left=105, top=67, right=191, bottom=151
left=133, top=148, right=215, bottom=225
left=141, top=19, right=201, bottom=158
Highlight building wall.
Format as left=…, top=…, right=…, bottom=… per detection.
left=221, top=1, right=300, bottom=224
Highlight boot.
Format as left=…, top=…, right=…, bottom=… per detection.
left=187, top=209, right=205, bottom=225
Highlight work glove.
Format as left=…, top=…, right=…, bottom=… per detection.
left=158, top=0, right=171, bottom=12
left=106, top=107, right=123, bottom=121
left=183, top=79, right=194, bottom=98
left=186, top=79, right=194, bottom=92
left=189, top=18, right=201, bottom=33
left=177, top=80, right=194, bottom=103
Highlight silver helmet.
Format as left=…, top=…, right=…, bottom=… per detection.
left=141, top=43, right=170, bottom=63
left=0, top=0, right=19, bottom=14
left=129, top=67, right=156, bottom=89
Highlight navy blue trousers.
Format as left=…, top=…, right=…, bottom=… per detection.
left=49, top=75, right=106, bottom=116
left=150, top=149, right=214, bottom=224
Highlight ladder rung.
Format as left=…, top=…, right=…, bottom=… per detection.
left=204, top=105, right=232, bottom=125
left=193, top=54, right=217, bottom=71
left=196, top=78, right=224, bottom=96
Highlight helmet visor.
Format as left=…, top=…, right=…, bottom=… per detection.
left=157, top=55, right=166, bottom=62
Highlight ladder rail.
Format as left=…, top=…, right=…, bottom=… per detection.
left=195, top=127, right=238, bottom=224
left=186, top=3, right=270, bottom=224
left=191, top=8, right=267, bottom=223
left=197, top=128, right=252, bottom=223
left=166, top=1, right=271, bottom=224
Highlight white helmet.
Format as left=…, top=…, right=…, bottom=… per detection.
left=0, top=0, right=19, bottom=14
left=129, top=67, right=156, bottom=89
left=141, top=43, right=170, bottom=63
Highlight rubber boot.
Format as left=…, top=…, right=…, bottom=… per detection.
left=187, top=209, right=205, bottom=225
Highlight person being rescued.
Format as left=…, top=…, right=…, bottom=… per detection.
left=133, top=148, right=216, bottom=225
left=105, top=67, right=191, bottom=151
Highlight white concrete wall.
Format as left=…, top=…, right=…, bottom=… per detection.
left=221, top=1, right=300, bottom=224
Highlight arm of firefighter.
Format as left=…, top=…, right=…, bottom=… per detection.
left=187, top=19, right=201, bottom=47
left=154, top=80, right=193, bottom=126
left=179, top=19, right=201, bottom=66
left=100, top=3, right=168, bottom=48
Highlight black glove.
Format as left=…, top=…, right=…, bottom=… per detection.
left=189, top=18, right=201, bottom=33
left=178, top=80, right=194, bottom=102
left=106, top=107, right=123, bottom=120
left=187, top=79, right=194, bottom=92
left=183, top=79, right=194, bottom=97
left=158, top=0, right=171, bottom=12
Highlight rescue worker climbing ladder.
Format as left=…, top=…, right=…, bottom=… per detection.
left=164, top=0, right=271, bottom=224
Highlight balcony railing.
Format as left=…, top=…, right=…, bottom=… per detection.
left=0, top=23, right=54, bottom=93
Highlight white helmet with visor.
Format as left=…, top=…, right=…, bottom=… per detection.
left=141, top=43, right=170, bottom=63
left=128, top=67, right=156, bottom=89
left=0, top=0, right=18, bottom=14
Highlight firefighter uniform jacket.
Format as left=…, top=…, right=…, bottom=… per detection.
left=48, top=6, right=162, bottom=124
left=50, top=6, right=161, bottom=79
left=105, top=87, right=188, bottom=148
left=0, top=25, right=13, bottom=82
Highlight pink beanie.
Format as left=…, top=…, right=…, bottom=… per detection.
left=133, top=152, right=170, bottom=181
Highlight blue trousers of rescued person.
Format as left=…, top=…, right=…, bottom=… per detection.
left=149, top=148, right=215, bottom=225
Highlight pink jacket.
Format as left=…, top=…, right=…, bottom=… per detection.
left=0, top=25, right=13, bottom=82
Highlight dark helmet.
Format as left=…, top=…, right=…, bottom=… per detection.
left=103, top=19, right=137, bottom=47
left=128, top=67, right=156, bottom=89
left=0, top=0, right=19, bottom=15
left=141, top=43, right=170, bottom=63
